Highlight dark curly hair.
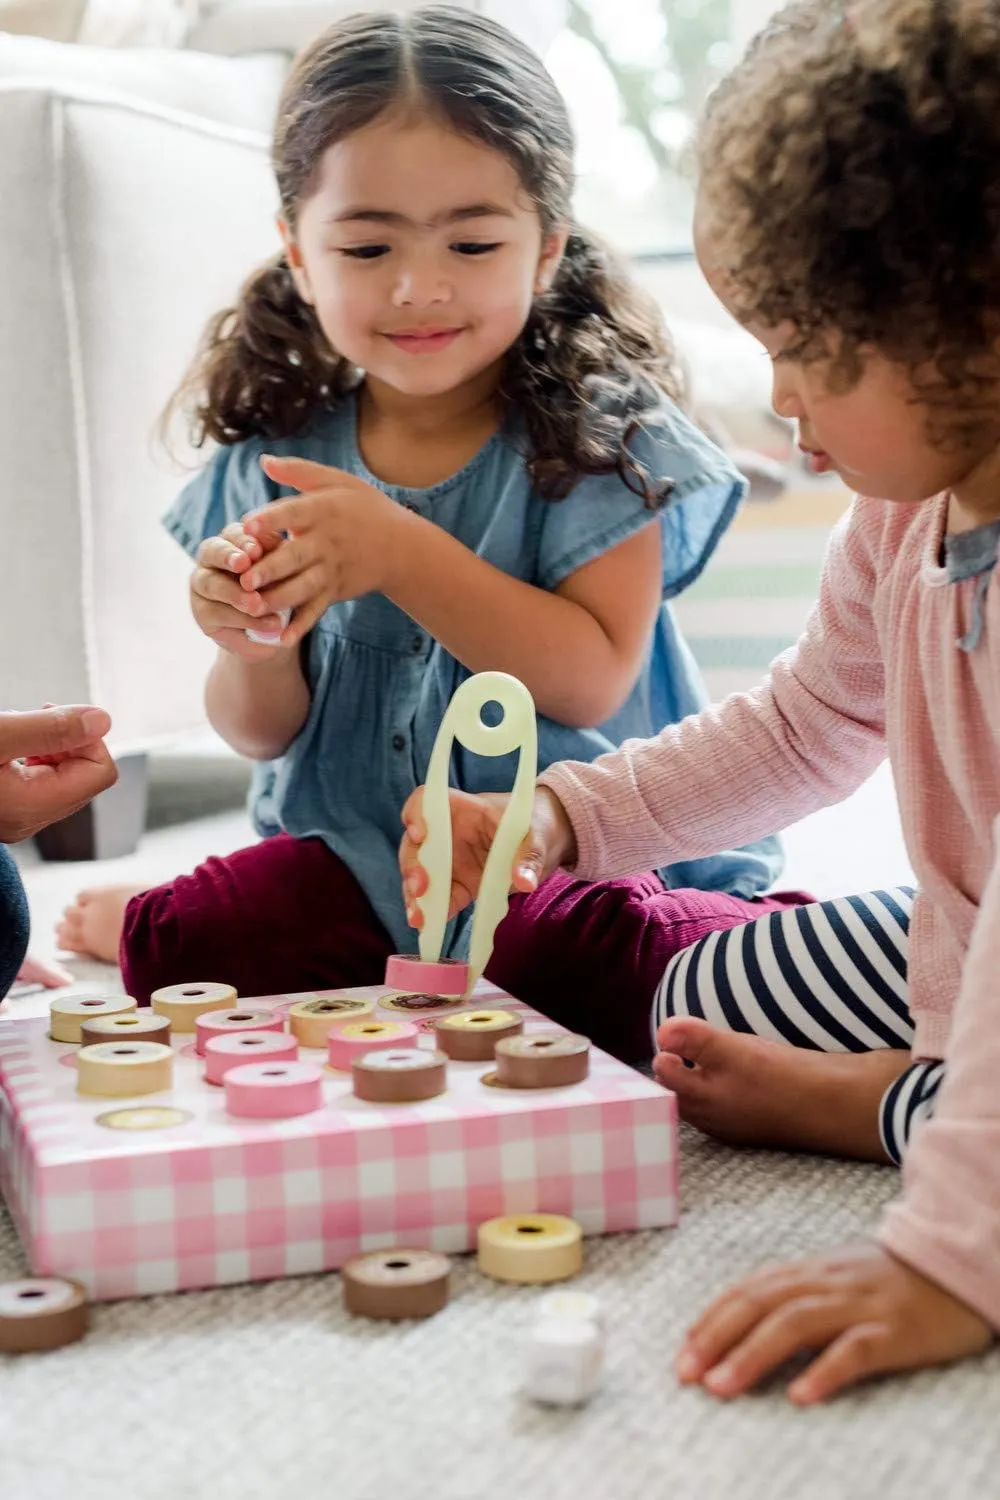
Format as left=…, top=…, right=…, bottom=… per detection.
left=170, top=6, right=683, bottom=506
left=697, top=0, right=1000, bottom=444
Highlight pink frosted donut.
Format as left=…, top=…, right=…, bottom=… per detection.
left=204, top=1030, right=298, bottom=1086
left=383, top=954, right=469, bottom=997
left=195, top=1008, right=285, bottom=1056
left=223, top=1060, right=323, bottom=1118
left=326, top=1019, right=418, bottom=1071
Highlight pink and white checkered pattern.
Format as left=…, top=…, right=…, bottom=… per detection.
left=0, top=984, right=678, bottom=1300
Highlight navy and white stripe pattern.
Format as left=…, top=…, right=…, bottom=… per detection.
left=652, top=886, right=942, bottom=1163
left=879, top=1060, right=946, bottom=1166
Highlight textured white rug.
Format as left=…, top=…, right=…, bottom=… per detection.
left=7, top=749, right=995, bottom=1500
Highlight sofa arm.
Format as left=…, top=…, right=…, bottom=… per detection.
left=0, top=81, right=276, bottom=753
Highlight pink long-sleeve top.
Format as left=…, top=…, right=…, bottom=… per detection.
left=539, top=493, right=1000, bottom=1328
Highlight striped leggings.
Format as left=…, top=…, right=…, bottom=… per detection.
left=652, top=887, right=944, bottom=1165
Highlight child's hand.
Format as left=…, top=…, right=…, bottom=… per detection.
left=190, top=521, right=287, bottom=660
left=677, top=1241, right=992, bottom=1404
left=239, top=455, right=400, bottom=645
left=398, top=785, right=577, bottom=926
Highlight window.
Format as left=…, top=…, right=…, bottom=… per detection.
left=544, top=0, right=780, bottom=255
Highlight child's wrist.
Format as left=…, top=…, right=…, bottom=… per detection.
left=536, top=786, right=577, bottom=872
left=379, top=501, right=418, bottom=596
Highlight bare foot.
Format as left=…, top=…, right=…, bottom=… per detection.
left=653, top=1017, right=910, bottom=1164
left=56, top=884, right=147, bottom=964
left=16, top=951, right=74, bottom=988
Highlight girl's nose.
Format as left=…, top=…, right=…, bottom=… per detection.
left=392, top=264, right=452, bottom=308
left=770, top=365, right=804, bottom=421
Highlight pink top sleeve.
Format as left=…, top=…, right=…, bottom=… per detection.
left=539, top=499, right=889, bottom=881
left=878, top=817, right=1000, bottom=1328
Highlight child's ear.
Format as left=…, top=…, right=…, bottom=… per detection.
left=534, top=225, right=571, bottom=296
left=276, top=216, right=314, bottom=305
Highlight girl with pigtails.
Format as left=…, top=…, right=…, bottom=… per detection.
left=60, top=6, right=800, bottom=1005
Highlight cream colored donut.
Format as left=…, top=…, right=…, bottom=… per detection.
left=151, top=982, right=237, bottom=1033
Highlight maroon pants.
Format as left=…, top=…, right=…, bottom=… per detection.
left=121, top=834, right=810, bottom=1066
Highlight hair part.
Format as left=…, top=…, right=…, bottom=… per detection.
left=697, top=0, right=1000, bottom=448
left=168, top=6, right=683, bottom=506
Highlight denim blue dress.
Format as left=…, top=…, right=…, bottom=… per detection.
left=164, top=393, right=782, bottom=955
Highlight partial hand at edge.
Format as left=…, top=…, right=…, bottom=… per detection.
left=0, top=705, right=117, bottom=843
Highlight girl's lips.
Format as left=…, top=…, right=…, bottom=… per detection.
left=800, top=446, right=833, bottom=475
left=385, top=328, right=463, bottom=354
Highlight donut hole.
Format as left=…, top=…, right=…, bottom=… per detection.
left=241, top=1037, right=266, bottom=1048
left=516, top=1224, right=544, bottom=1235
left=111, top=1048, right=139, bottom=1056
left=531, top=1040, right=556, bottom=1050
left=385, top=1259, right=411, bottom=1271
left=81, top=1000, right=105, bottom=1008
left=114, top=1019, right=140, bottom=1027
left=228, top=1013, right=254, bottom=1022
left=262, top=1069, right=288, bottom=1077
left=181, top=988, right=206, bottom=997
left=17, top=1288, right=45, bottom=1300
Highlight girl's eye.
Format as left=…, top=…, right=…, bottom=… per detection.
left=340, top=245, right=390, bottom=260
left=452, top=242, right=501, bottom=257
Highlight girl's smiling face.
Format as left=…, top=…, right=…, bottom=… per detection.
left=281, top=111, right=567, bottom=402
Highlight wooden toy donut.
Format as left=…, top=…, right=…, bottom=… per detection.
left=477, top=1214, right=583, bottom=1284
left=49, top=994, right=137, bottom=1044
left=342, top=1249, right=451, bottom=1319
left=151, top=982, right=237, bottom=1033
left=352, top=1048, right=447, bottom=1103
left=223, top=1060, right=324, bottom=1118
left=494, top=1033, right=590, bottom=1089
left=288, top=996, right=375, bottom=1049
left=79, top=1012, right=171, bottom=1047
left=384, top=954, right=469, bottom=998
left=204, top=1030, right=298, bottom=1086
left=434, top=1008, right=523, bottom=1061
left=76, top=1041, right=174, bottom=1097
left=326, top=1020, right=417, bottom=1072
left=0, top=1278, right=89, bottom=1353
left=195, top=1009, right=283, bottom=1056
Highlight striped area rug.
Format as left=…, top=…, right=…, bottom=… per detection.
left=675, top=484, right=851, bottom=701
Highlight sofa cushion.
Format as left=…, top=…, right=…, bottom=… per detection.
left=0, top=29, right=284, bottom=130
left=188, top=0, right=566, bottom=59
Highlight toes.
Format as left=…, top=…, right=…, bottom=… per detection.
left=653, top=1051, right=700, bottom=1091
left=656, top=1016, right=722, bottom=1065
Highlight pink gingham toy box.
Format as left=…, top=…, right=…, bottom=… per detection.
left=0, top=983, right=678, bottom=1300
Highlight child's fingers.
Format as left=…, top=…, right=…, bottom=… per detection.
left=400, top=789, right=427, bottom=845
left=677, top=1286, right=771, bottom=1383
left=192, top=566, right=273, bottom=618
left=243, top=536, right=311, bottom=592
left=221, top=522, right=263, bottom=554
left=275, top=594, right=327, bottom=650
left=242, top=564, right=326, bottom=616
left=198, top=534, right=255, bottom=572
left=259, top=453, right=341, bottom=493
left=198, top=597, right=286, bottom=638
left=513, top=833, right=544, bottom=891
left=788, top=1323, right=892, bottom=1405
left=700, top=1295, right=845, bottom=1398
